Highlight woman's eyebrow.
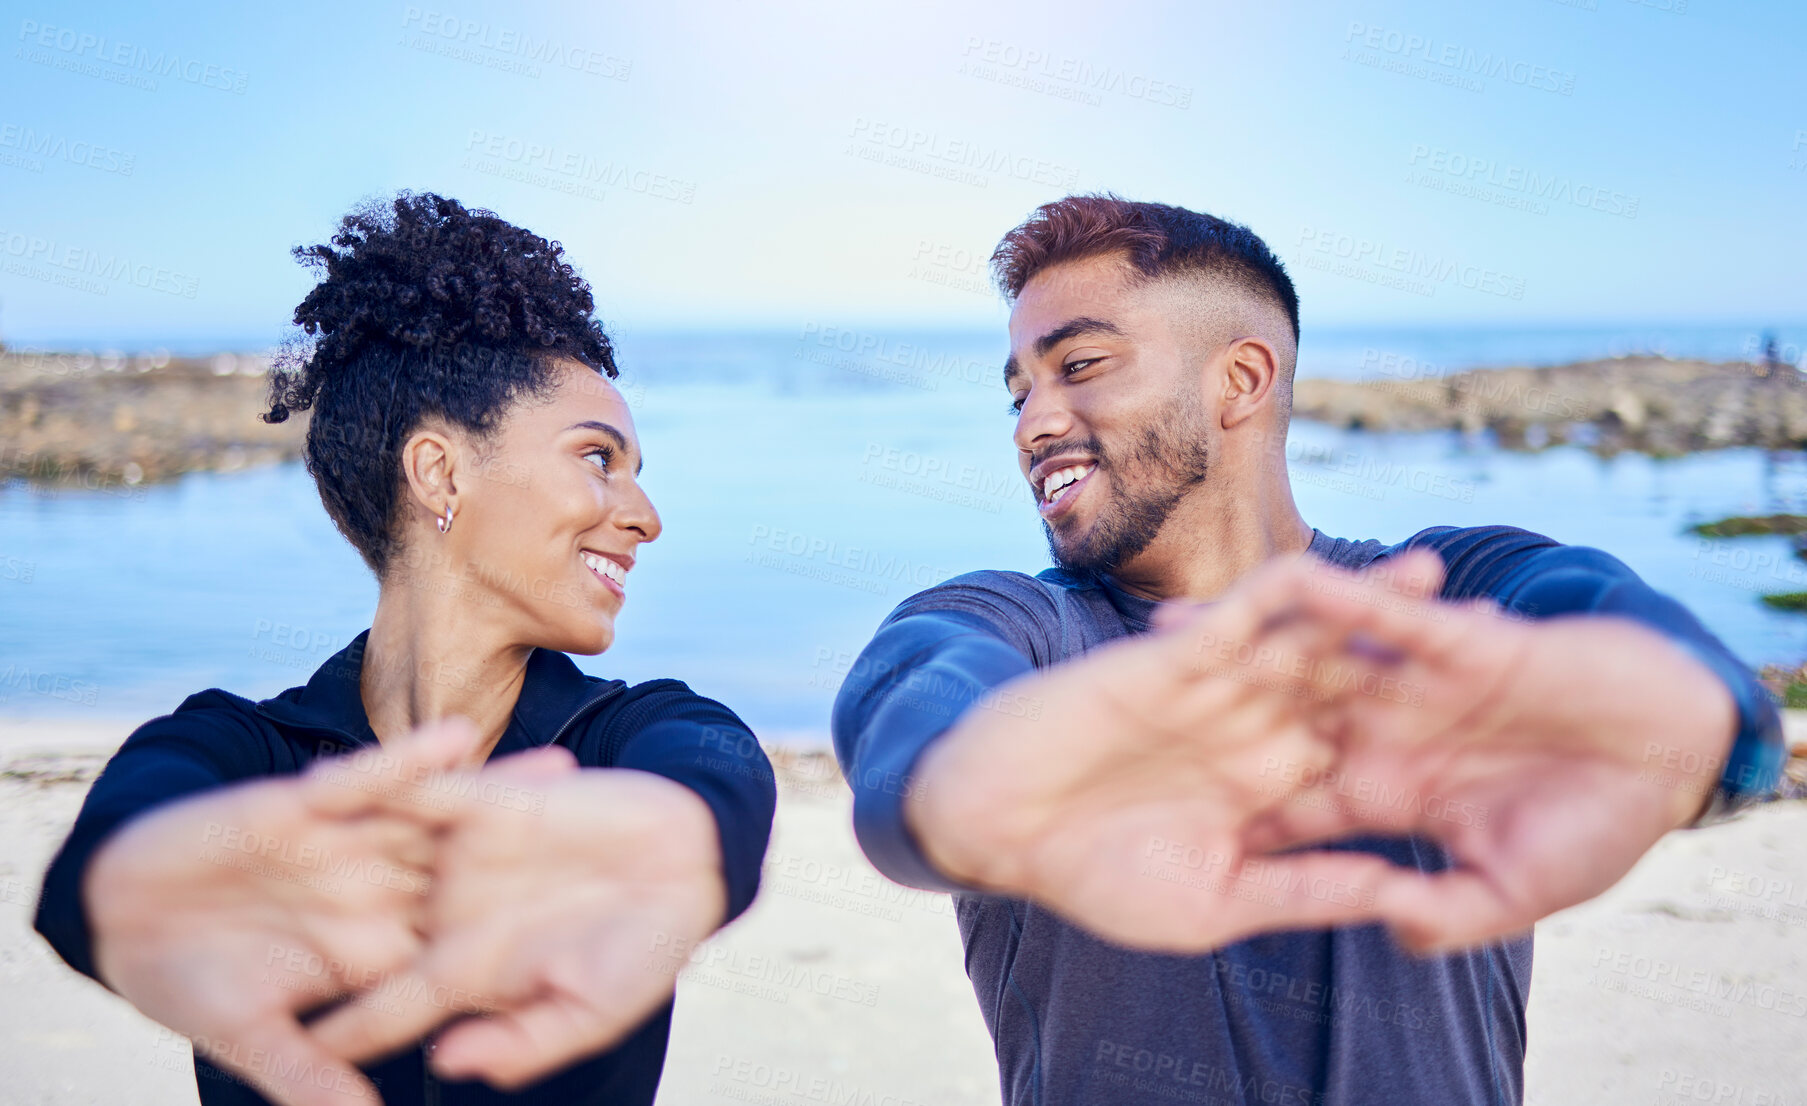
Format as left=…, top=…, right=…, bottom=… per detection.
left=562, top=420, right=643, bottom=475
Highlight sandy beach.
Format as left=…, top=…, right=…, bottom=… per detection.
left=2, top=718, right=1803, bottom=1106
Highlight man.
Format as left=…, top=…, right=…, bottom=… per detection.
left=830, top=195, right=1784, bottom=1105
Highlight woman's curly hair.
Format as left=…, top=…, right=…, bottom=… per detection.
left=265, top=191, right=616, bottom=576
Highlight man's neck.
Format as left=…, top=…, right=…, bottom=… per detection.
left=1105, top=489, right=1315, bottom=604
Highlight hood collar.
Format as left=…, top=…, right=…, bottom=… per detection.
left=255, top=630, right=626, bottom=750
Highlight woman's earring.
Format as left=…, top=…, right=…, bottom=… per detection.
left=437, top=505, right=454, bottom=534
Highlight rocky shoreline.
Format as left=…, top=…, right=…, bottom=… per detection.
left=0, top=349, right=301, bottom=487
left=4, top=350, right=1807, bottom=488
left=1292, top=355, right=1807, bottom=456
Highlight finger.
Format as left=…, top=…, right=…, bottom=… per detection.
left=1288, top=550, right=1473, bottom=664
left=196, top=1017, right=381, bottom=1106
left=1206, top=849, right=1403, bottom=939
left=1156, top=555, right=1339, bottom=685
left=488, top=744, right=580, bottom=782
left=1238, top=780, right=1369, bottom=854
left=428, top=955, right=667, bottom=1092
left=1150, top=599, right=1207, bottom=632
left=1367, top=867, right=1529, bottom=954
left=305, top=963, right=482, bottom=1066
left=428, top=992, right=625, bottom=1090
left=300, top=719, right=484, bottom=825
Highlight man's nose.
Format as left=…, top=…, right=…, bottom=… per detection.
left=1013, top=384, right=1075, bottom=454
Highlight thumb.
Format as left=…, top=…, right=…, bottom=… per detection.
left=395, top=716, right=488, bottom=773
left=195, top=1018, right=382, bottom=1106
left=489, top=744, right=581, bottom=783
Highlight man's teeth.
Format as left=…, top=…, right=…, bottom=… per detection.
left=581, top=552, right=628, bottom=587
left=1042, top=464, right=1095, bottom=504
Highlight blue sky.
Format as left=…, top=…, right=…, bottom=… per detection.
left=1, top=0, right=1802, bottom=348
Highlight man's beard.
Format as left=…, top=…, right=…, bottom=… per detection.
left=1042, top=406, right=1212, bottom=577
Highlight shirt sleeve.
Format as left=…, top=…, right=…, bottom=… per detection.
left=33, top=693, right=275, bottom=985
left=1399, top=525, right=1787, bottom=821
left=830, top=576, right=1055, bottom=892
left=578, top=682, right=777, bottom=926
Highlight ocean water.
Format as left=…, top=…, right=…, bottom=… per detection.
left=6, top=323, right=1807, bottom=739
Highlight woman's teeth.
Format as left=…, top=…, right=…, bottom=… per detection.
left=581, top=551, right=627, bottom=587
left=1042, top=464, right=1095, bottom=504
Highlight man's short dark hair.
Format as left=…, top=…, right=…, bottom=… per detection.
left=990, top=194, right=1300, bottom=343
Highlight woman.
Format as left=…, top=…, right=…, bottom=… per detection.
left=33, top=192, right=777, bottom=1106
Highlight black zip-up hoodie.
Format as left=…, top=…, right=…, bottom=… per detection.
left=34, top=631, right=778, bottom=1105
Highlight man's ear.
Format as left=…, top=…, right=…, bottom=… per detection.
left=399, top=425, right=460, bottom=524
left=1219, top=337, right=1283, bottom=431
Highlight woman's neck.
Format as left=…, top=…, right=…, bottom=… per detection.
left=359, top=585, right=532, bottom=763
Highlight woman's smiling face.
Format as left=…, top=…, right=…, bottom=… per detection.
left=426, top=358, right=661, bottom=656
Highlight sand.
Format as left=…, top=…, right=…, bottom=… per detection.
left=2, top=719, right=1803, bottom=1106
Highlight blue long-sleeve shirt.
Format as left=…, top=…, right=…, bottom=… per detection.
left=34, top=630, right=777, bottom=1106
left=831, top=524, right=1784, bottom=1106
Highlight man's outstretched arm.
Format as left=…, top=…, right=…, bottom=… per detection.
left=1236, top=526, right=1788, bottom=951
left=830, top=553, right=1460, bottom=952
left=1405, top=524, right=1786, bottom=822
left=830, top=604, right=1035, bottom=893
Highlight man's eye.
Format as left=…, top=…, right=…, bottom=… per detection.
left=1064, top=358, right=1099, bottom=375
left=584, top=447, right=614, bottom=470
left=1008, top=396, right=1025, bottom=416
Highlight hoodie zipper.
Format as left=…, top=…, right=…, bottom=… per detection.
left=422, top=1043, right=442, bottom=1106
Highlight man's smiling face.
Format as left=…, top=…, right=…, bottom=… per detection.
left=1005, top=252, right=1218, bottom=577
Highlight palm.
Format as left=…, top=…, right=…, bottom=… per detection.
left=1252, top=595, right=1737, bottom=949
left=309, top=758, right=726, bottom=1090
left=87, top=768, right=443, bottom=1106
left=912, top=553, right=1444, bottom=952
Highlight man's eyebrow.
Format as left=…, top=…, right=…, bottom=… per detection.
left=1004, top=316, right=1127, bottom=388
left=563, top=420, right=643, bottom=475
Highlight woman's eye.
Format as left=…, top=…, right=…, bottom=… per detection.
left=584, top=447, right=614, bottom=471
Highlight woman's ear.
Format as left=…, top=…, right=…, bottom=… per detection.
left=400, top=425, right=460, bottom=524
